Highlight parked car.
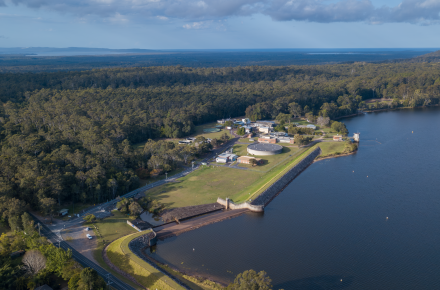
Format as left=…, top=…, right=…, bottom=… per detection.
left=85, top=227, right=90, bottom=231
left=86, top=234, right=92, bottom=240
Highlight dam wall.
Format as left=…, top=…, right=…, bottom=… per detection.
left=129, top=231, right=191, bottom=290
left=250, top=146, right=322, bottom=207
left=216, top=198, right=264, bottom=212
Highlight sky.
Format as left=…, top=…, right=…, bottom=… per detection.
left=0, top=0, right=440, bottom=49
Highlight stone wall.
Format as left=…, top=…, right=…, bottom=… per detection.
left=216, top=198, right=264, bottom=212
left=251, top=147, right=322, bottom=206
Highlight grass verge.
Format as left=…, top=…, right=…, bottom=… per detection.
left=246, top=146, right=317, bottom=202
left=318, top=141, right=351, bottom=158
left=144, top=166, right=263, bottom=208
left=107, top=231, right=185, bottom=290
left=90, top=211, right=142, bottom=290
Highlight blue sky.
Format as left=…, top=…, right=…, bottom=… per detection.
left=1, top=0, right=440, bottom=49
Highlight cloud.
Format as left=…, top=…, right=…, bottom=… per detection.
left=183, top=21, right=212, bottom=29
left=6, top=0, right=440, bottom=25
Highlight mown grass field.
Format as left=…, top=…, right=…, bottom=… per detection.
left=107, top=232, right=185, bottom=290
left=318, top=141, right=349, bottom=157
left=233, top=144, right=302, bottom=172
left=189, top=122, right=232, bottom=140
left=89, top=211, right=141, bottom=289
left=143, top=166, right=263, bottom=207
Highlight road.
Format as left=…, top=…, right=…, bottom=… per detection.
left=29, top=136, right=241, bottom=290
left=30, top=213, right=136, bottom=290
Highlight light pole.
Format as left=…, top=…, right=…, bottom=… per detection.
left=165, top=172, right=168, bottom=180
left=192, top=161, right=194, bottom=171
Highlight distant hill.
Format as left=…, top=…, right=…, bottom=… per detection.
left=402, top=50, right=440, bottom=63
left=0, top=47, right=158, bottom=56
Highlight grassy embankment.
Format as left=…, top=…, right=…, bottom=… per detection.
left=317, top=141, right=356, bottom=158
left=143, top=144, right=313, bottom=206
left=88, top=210, right=220, bottom=290
left=233, top=144, right=302, bottom=172
left=87, top=211, right=143, bottom=290
left=246, top=145, right=318, bottom=201
left=107, top=231, right=205, bottom=290
left=143, top=165, right=263, bottom=208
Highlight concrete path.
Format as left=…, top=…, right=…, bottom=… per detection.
left=154, top=209, right=249, bottom=240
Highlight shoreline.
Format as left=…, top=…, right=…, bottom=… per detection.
left=141, top=247, right=230, bottom=288
left=336, top=104, right=439, bottom=120
left=314, top=150, right=358, bottom=162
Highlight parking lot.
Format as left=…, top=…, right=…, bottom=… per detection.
left=62, top=224, right=98, bottom=264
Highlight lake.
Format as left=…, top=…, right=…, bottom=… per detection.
left=147, top=107, right=440, bottom=289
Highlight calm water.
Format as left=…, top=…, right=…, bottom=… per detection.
left=148, top=107, right=440, bottom=289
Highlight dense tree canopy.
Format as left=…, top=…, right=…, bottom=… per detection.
left=0, top=62, right=439, bottom=215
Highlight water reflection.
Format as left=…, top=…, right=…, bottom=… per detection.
left=147, top=108, right=440, bottom=289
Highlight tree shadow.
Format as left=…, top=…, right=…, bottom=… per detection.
left=274, top=275, right=354, bottom=290
left=108, top=248, right=162, bottom=289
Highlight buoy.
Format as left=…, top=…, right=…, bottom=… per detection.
left=367, top=176, right=368, bottom=177
left=340, top=279, right=343, bottom=282
left=386, top=217, right=388, bottom=220
left=353, top=171, right=354, bottom=173
left=412, top=131, right=413, bottom=133
left=193, top=248, right=195, bottom=251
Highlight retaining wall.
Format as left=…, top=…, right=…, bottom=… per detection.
left=128, top=231, right=190, bottom=289
left=216, top=198, right=264, bottom=212
left=250, top=146, right=322, bottom=206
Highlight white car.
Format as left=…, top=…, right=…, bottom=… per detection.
left=86, top=234, right=92, bottom=240
left=85, top=227, right=90, bottom=231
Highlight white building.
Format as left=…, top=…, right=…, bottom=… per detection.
left=258, top=126, right=271, bottom=134
left=353, top=133, right=360, bottom=142
left=216, top=153, right=238, bottom=163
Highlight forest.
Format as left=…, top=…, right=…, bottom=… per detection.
left=0, top=61, right=440, bottom=221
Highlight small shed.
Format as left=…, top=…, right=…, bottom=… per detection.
left=127, top=219, right=152, bottom=232
left=58, top=209, right=69, bottom=216
left=333, top=135, right=343, bottom=141
left=237, top=156, right=263, bottom=165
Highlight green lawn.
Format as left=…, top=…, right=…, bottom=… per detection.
left=107, top=231, right=185, bottom=290
left=89, top=211, right=142, bottom=290
left=189, top=122, right=232, bottom=140
left=143, top=165, right=264, bottom=207
left=142, top=145, right=318, bottom=205
left=138, top=168, right=186, bottom=187
left=233, top=144, right=302, bottom=172
left=242, top=146, right=316, bottom=201
left=318, top=141, right=349, bottom=157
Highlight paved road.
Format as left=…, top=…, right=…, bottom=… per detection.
left=30, top=213, right=136, bottom=290
left=28, top=137, right=242, bottom=290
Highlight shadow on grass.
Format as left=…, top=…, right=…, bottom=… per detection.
left=108, top=249, right=164, bottom=289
